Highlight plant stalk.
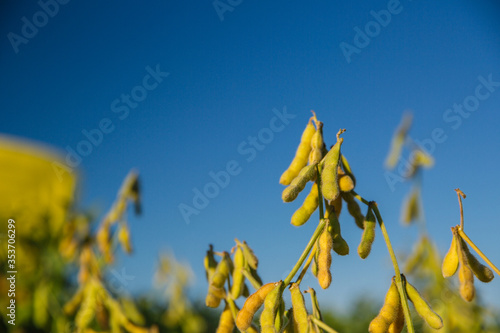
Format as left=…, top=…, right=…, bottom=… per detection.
left=284, top=219, right=326, bottom=286
left=458, top=229, right=500, bottom=276
left=352, top=191, right=415, bottom=333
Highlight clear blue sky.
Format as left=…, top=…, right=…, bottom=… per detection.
left=1, top=0, right=500, bottom=311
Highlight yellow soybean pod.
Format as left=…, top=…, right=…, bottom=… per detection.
left=358, top=207, right=376, bottom=259
left=457, top=238, right=475, bottom=302
left=369, top=279, right=400, bottom=333
left=290, top=283, right=308, bottom=333
left=216, top=303, right=235, bottom=333
left=282, top=163, right=317, bottom=202
left=240, top=239, right=259, bottom=270
left=309, top=122, right=324, bottom=165
left=405, top=280, right=443, bottom=329
left=321, top=138, right=343, bottom=201
left=291, top=184, right=319, bottom=226
left=231, top=246, right=245, bottom=299
left=338, top=174, right=355, bottom=192
left=331, top=194, right=343, bottom=218
left=342, top=192, right=364, bottom=229
left=461, top=238, right=494, bottom=283
left=325, top=206, right=349, bottom=256
left=260, top=281, right=284, bottom=333
left=442, top=230, right=459, bottom=278
left=236, top=282, right=276, bottom=331
left=280, top=118, right=316, bottom=185
left=388, top=303, right=404, bottom=333
left=401, top=188, right=420, bottom=224
left=317, top=221, right=333, bottom=289
left=206, top=252, right=231, bottom=308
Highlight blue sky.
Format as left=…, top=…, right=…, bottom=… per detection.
left=1, top=0, right=500, bottom=311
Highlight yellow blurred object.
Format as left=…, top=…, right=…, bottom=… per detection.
left=0, top=135, right=76, bottom=238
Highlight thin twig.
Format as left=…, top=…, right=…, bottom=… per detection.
left=309, top=316, right=339, bottom=333
left=455, top=188, right=466, bottom=230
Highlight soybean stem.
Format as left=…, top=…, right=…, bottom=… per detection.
left=296, top=243, right=317, bottom=285
left=309, top=316, right=339, bottom=333
left=241, top=268, right=262, bottom=290
left=455, top=189, right=466, bottom=230
left=458, top=229, right=500, bottom=276
left=286, top=166, right=326, bottom=286
left=351, top=191, right=415, bottom=333
left=284, top=219, right=327, bottom=286
left=316, top=166, right=324, bottom=220
left=226, top=298, right=239, bottom=324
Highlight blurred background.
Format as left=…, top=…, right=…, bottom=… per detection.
left=1, top=0, right=500, bottom=332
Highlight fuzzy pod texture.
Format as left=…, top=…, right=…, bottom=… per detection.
left=358, top=207, right=376, bottom=259
left=216, top=303, right=235, bottom=333
left=442, top=231, right=459, bottom=278
left=280, top=119, right=316, bottom=185
left=260, top=281, right=284, bottom=333
left=388, top=302, right=405, bottom=333
left=236, top=282, right=276, bottom=331
left=205, top=253, right=231, bottom=308
left=331, top=194, right=343, bottom=218
left=325, top=203, right=349, bottom=256
left=282, top=163, right=317, bottom=202
left=405, top=280, right=443, bottom=329
left=461, top=238, right=494, bottom=283
left=342, top=192, right=365, bottom=229
left=289, top=283, right=308, bottom=333
left=245, top=324, right=260, bottom=333
left=291, top=184, right=319, bottom=226
left=317, top=222, right=333, bottom=289
left=321, top=138, right=343, bottom=201
left=339, top=174, right=355, bottom=192
left=457, top=238, right=476, bottom=302
left=309, top=122, right=324, bottom=165
left=231, top=246, right=246, bottom=299
left=369, top=280, right=401, bottom=333
left=240, top=240, right=259, bottom=270
left=274, top=298, right=286, bottom=332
